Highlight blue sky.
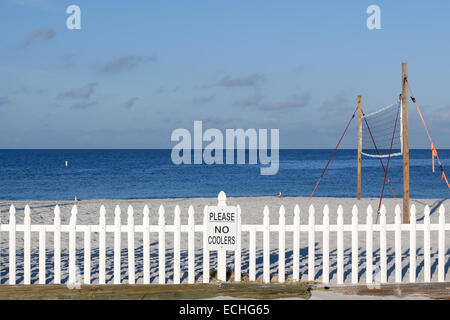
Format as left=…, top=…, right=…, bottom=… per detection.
left=0, top=0, right=449, bottom=148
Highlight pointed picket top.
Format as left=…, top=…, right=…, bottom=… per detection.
left=127, top=205, right=134, bottom=218
left=9, top=204, right=16, bottom=216
left=143, top=205, right=149, bottom=218
left=323, top=204, right=330, bottom=225
left=380, top=204, right=386, bottom=224
left=308, top=204, right=315, bottom=217
left=438, top=204, right=446, bottom=227
left=309, top=204, right=315, bottom=227
left=218, top=191, right=227, bottom=206
left=54, top=205, right=61, bottom=220
left=337, top=204, right=343, bottom=217
left=203, top=205, right=208, bottom=220
left=380, top=204, right=386, bottom=217
left=367, top=204, right=373, bottom=217
left=100, top=205, right=106, bottom=218
left=114, top=205, right=121, bottom=219
left=158, top=205, right=165, bottom=224
left=439, top=204, right=445, bottom=217
left=188, top=205, right=195, bottom=227
left=294, top=204, right=300, bottom=216
left=263, top=205, right=270, bottom=224
left=294, top=204, right=300, bottom=224
left=188, top=205, right=194, bottom=218
left=174, top=205, right=181, bottom=219
left=279, top=205, right=285, bottom=218
left=24, top=205, right=31, bottom=226
left=350, top=205, right=357, bottom=229
left=127, top=206, right=134, bottom=230
left=24, top=204, right=31, bottom=221
left=336, top=204, right=343, bottom=224
left=424, top=205, right=430, bottom=219
left=410, top=204, right=416, bottom=221
left=351, top=204, right=358, bottom=217
left=322, top=204, right=329, bottom=217
left=70, top=205, right=77, bottom=225
left=394, top=204, right=401, bottom=224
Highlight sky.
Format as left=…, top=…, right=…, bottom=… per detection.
left=0, top=0, right=449, bottom=149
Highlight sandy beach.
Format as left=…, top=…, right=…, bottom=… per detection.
left=0, top=196, right=448, bottom=285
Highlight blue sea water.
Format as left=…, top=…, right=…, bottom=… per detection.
left=0, top=149, right=449, bottom=200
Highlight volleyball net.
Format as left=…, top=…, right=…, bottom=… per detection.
left=361, top=99, right=402, bottom=158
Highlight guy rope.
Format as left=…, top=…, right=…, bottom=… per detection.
left=407, top=80, right=450, bottom=190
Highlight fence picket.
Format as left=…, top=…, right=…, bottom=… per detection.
left=263, top=205, right=270, bottom=284
left=188, top=205, right=195, bottom=284
left=351, top=205, right=358, bottom=284
left=438, top=205, right=445, bottom=282
left=293, top=205, right=300, bottom=282
left=84, top=226, right=91, bottom=285
left=127, top=205, right=135, bottom=284
left=54, top=205, right=61, bottom=284
left=202, top=206, right=209, bottom=283
left=158, top=205, right=166, bottom=284
left=8, top=205, right=16, bottom=285
left=217, top=192, right=227, bottom=282
left=337, top=205, right=344, bottom=284
left=278, top=205, right=286, bottom=283
left=99, top=205, right=106, bottom=284
left=114, top=205, right=121, bottom=284
left=409, top=205, right=417, bottom=283
left=24, top=205, right=31, bottom=285
left=323, top=205, right=330, bottom=283
left=69, top=205, right=77, bottom=285
left=249, top=227, right=256, bottom=282
left=234, top=205, right=242, bottom=282
left=394, top=205, right=402, bottom=283
left=39, top=228, right=46, bottom=284
left=143, top=205, right=150, bottom=284
left=424, top=205, right=431, bottom=282
left=308, top=205, right=315, bottom=281
left=380, top=205, right=387, bottom=283
left=174, top=205, right=181, bottom=284
left=366, top=205, right=373, bottom=284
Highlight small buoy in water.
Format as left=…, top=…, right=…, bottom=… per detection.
left=65, top=161, right=68, bottom=168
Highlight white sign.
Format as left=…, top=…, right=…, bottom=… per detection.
left=206, top=205, right=237, bottom=251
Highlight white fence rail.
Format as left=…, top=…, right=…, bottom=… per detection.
left=1, top=191, right=449, bottom=285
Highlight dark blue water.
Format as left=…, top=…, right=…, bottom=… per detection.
left=0, top=149, right=449, bottom=200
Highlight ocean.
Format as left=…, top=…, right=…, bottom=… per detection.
left=0, top=149, right=449, bottom=200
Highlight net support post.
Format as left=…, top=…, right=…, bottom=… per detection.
left=357, top=95, right=362, bottom=200
left=402, top=62, right=410, bottom=223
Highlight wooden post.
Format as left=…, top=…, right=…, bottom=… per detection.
left=402, top=62, right=410, bottom=223
left=357, top=95, right=362, bottom=200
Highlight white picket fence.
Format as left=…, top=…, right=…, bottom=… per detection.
left=1, top=191, right=449, bottom=286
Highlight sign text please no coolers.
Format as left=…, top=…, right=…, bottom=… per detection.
left=206, top=206, right=237, bottom=251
